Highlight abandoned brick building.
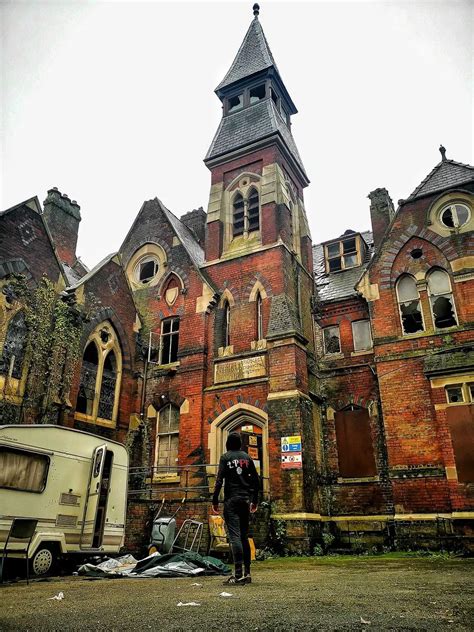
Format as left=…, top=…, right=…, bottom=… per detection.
left=1, top=6, right=473, bottom=551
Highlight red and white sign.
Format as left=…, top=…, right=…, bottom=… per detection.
left=281, top=452, right=302, bottom=470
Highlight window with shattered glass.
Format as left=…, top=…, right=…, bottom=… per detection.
left=160, top=317, right=180, bottom=364
left=323, top=326, right=341, bottom=354
left=440, top=203, right=470, bottom=229
left=155, top=404, right=180, bottom=474
left=396, top=275, right=424, bottom=334
left=76, top=342, right=99, bottom=416
left=98, top=351, right=117, bottom=419
left=0, top=311, right=27, bottom=379
left=427, top=269, right=457, bottom=329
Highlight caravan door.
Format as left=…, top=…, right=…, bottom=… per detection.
left=80, top=444, right=107, bottom=549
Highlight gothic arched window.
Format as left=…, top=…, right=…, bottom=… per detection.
left=75, top=322, right=122, bottom=425
left=224, top=301, right=231, bottom=347
left=0, top=311, right=27, bottom=379
left=247, top=188, right=260, bottom=233
left=155, top=404, right=180, bottom=475
left=427, top=268, right=457, bottom=329
left=396, top=275, right=424, bottom=334
left=256, top=292, right=263, bottom=340
left=232, top=193, right=245, bottom=237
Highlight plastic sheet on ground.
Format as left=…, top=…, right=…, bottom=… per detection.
left=78, top=551, right=230, bottom=579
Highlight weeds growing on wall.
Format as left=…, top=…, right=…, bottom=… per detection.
left=1, top=275, right=83, bottom=423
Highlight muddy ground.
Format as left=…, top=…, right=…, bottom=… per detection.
left=0, top=555, right=473, bottom=631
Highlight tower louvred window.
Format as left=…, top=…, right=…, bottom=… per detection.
left=396, top=275, right=424, bottom=334
left=233, top=193, right=245, bottom=236
left=427, top=269, right=457, bottom=329
left=248, top=188, right=260, bottom=232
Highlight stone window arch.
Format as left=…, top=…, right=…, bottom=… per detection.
left=125, top=243, right=167, bottom=290
left=0, top=311, right=27, bottom=380
left=75, top=321, right=122, bottom=426
left=396, top=274, right=424, bottom=335
left=427, top=268, right=458, bottom=329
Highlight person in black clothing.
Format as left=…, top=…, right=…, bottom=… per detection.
left=212, top=431, right=259, bottom=585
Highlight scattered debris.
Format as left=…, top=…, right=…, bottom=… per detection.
left=177, top=601, right=200, bottom=607
left=360, top=617, right=371, bottom=625
left=191, top=582, right=202, bottom=587
left=219, top=591, right=234, bottom=598
left=47, top=592, right=64, bottom=601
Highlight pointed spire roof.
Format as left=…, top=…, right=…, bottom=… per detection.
left=408, top=149, right=474, bottom=201
left=216, top=11, right=279, bottom=92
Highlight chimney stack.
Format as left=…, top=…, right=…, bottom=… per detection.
left=180, top=207, right=206, bottom=247
left=368, top=188, right=395, bottom=252
left=43, top=187, right=81, bottom=267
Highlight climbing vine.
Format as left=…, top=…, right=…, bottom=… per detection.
left=1, top=275, right=83, bottom=424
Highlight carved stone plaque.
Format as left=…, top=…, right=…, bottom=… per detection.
left=215, top=355, right=266, bottom=384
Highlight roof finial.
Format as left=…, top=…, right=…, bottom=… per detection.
left=439, top=144, right=447, bottom=161
left=253, top=3, right=260, bottom=18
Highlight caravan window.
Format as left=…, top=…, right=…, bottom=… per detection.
left=0, top=447, right=50, bottom=493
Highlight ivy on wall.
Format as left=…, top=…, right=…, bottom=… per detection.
left=0, top=275, right=83, bottom=424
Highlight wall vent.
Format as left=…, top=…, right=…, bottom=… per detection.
left=56, top=514, right=77, bottom=528
left=59, top=492, right=80, bottom=506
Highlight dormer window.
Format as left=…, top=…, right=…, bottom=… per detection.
left=249, top=84, right=265, bottom=104
left=135, top=256, right=159, bottom=284
left=228, top=95, right=243, bottom=113
left=325, top=237, right=359, bottom=272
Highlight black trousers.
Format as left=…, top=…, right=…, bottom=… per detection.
left=223, top=497, right=251, bottom=572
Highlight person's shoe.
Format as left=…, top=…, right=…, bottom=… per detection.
left=223, top=574, right=250, bottom=585
left=240, top=574, right=251, bottom=584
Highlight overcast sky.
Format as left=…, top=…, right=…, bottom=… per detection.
left=1, top=0, right=472, bottom=268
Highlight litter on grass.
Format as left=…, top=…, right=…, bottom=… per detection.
left=47, top=592, right=64, bottom=601
left=177, top=602, right=201, bottom=607
left=219, top=592, right=235, bottom=598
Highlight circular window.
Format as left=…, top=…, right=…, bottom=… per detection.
left=134, top=256, right=159, bottom=284
left=440, top=203, right=470, bottom=229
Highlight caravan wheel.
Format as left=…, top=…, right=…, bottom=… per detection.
left=31, top=546, right=56, bottom=576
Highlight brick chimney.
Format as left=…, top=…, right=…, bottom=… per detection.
left=180, top=207, right=206, bottom=247
left=43, top=188, right=81, bottom=267
left=368, top=188, right=395, bottom=252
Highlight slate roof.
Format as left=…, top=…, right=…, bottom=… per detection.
left=205, top=98, right=308, bottom=180
left=216, top=16, right=279, bottom=91
left=62, top=262, right=84, bottom=286
left=66, top=253, right=117, bottom=290
left=159, top=202, right=205, bottom=269
left=313, top=231, right=373, bottom=302
left=408, top=159, right=474, bottom=201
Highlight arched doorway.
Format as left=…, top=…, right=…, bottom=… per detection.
left=208, top=404, right=269, bottom=494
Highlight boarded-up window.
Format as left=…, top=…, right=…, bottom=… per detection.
left=446, top=404, right=474, bottom=483
left=352, top=320, right=372, bottom=351
left=323, top=326, right=341, bottom=354
left=334, top=408, right=377, bottom=478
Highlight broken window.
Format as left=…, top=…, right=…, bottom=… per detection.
left=98, top=351, right=117, bottom=420
left=352, top=320, right=372, bottom=351
left=232, top=193, right=245, bottom=236
left=396, top=275, right=424, bottom=334
left=135, top=256, right=159, bottom=284
left=323, top=326, right=341, bottom=354
left=75, top=322, right=122, bottom=423
left=249, top=84, right=266, bottom=104
left=446, top=404, right=474, bottom=483
left=427, top=269, right=457, bottom=329
left=76, top=341, right=99, bottom=416
left=160, top=318, right=179, bottom=364
left=440, top=203, right=470, bottom=229
left=446, top=385, right=464, bottom=404
left=326, top=237, right=359, bottom=272
left=0, top=311, right=27, bottom=379
left=228, top=94, right=243, bottom=113
left=155, top=404, right=180, bottom=474
left=224, top=301, right=231, bottom=347
left=247, top=188, right=260, bottom=232
left=270, top=87, right=278, bottom=106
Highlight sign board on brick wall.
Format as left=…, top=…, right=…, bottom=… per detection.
left=281, top=453, right=302, bottom=470
left=281, top=435, right=302, bottom=452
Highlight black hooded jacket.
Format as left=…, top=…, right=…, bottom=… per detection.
left=212, top=450, right=260, bottom=506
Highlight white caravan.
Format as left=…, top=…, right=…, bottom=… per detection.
left=0, top=425, right=128, bottom=575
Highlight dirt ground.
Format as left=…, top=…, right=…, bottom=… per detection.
left=0, top=555, right=473, bottom=631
